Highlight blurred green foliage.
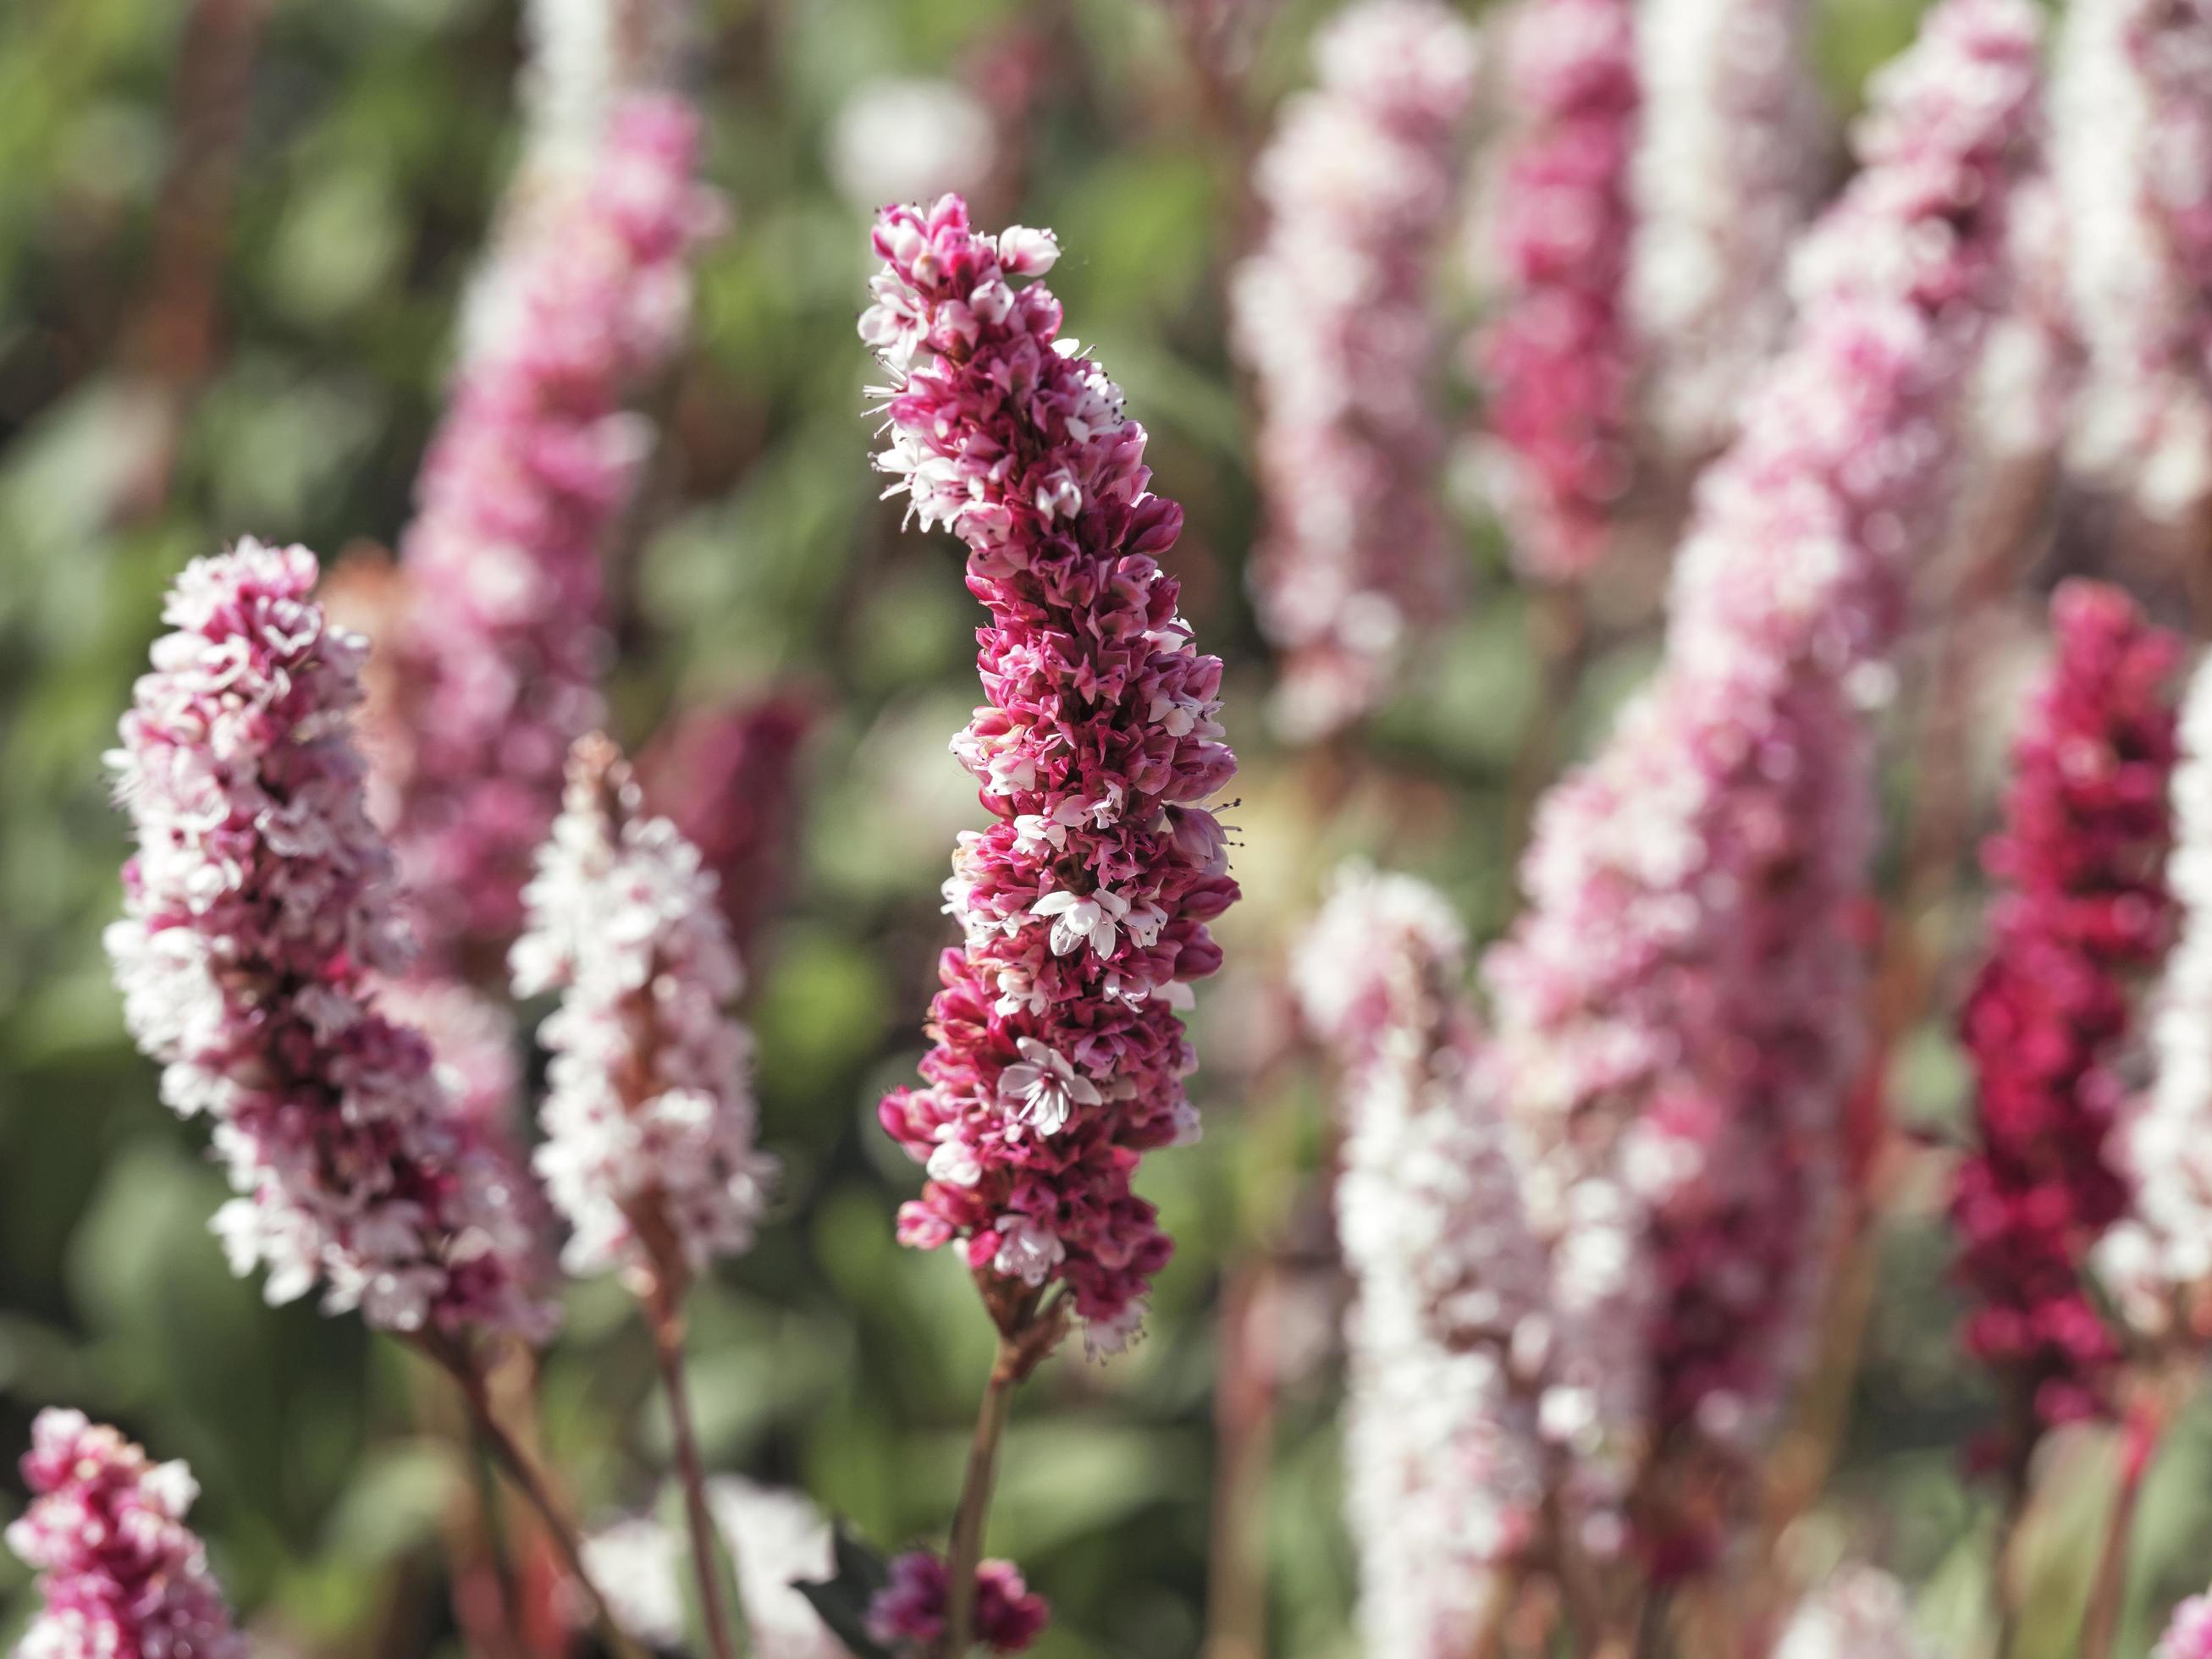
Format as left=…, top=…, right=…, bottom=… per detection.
left=4, top=0, right=2209, bottom=1655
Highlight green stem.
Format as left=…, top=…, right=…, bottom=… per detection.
left=941, top=1338, right=1022, bottom=1657
left=648, top=1294, right=745, bottom=1659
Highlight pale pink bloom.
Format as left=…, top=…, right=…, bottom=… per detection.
left=1630, top=0, right=1825, bottom=452
left=1232, top=0, right=1480, bottom=736
left=1976, top=175, right=2082, bottom=463
left=373, top=98, right=721, bottom=976
left=586, top=1478, right=845, bottom=1658
left=2160, top=1593, right=2212, bottom=1659
left=2104, top=653, right=2212, bottom=1330
left=7, top=1410, right=245, bottom=1659
left=1487, top=0, right=2042, bottom=1557
left=1775, top=1566, right=1929, bottom=1659
left=2055, top=0, right=2212, bottom=518
left=512, top=735, right=774, bottom=1285
left=1296, top=867, right=1554, bottom=1652
left=106, top=541, right=554, bottom=1339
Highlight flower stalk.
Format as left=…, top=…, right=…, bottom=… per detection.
left=941, top=1296, right=1069, bottom=1659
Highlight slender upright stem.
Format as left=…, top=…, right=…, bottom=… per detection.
left=1990, top=1417, right=2036, bottom=1659
left=942, top=1337, right=1023, bottom=1657
left=647, top=1290, right=742, bottom=1659
left=2082, top=1403, right=2165, bottom=1659
left=416, top=1338, right=648, bottom=1659
left=1203, top=1260, right=1275, bottom=1659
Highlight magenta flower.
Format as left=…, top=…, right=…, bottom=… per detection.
left=105, top=540, right=553, bottom=1341
left=1476, top=0, right=1641, bottom=579
left=511, top=734, right=775, bottom=1287
left=859, top=196, right=1240, bottom=1353
left=866, top=1550, right=1050, bottom=1655
left=7, top=1409, right=244, bottom=1659
left=1485, top=0, right=2042, bottom=1563
left=2055, top=0, right=2212, bottom=520
left=1231, top=0, right=1480, bottom=737
left=1296, top=867, right=1552, bottom=1655
left=373, top=96, right=720, bottom=976
left=1954, top=581, right=2179, bottom=1447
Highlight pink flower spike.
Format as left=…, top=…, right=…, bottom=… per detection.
left=1476, top=0, right=1641, bottom=579
left=1486, top=0, right=2043, bottom=1563
left=7, top=1409, right=245, bottom=1659
left=1954, top=581, right=2180, bottom=1455
left=105, top=541, right=554, bottom=1342
left=1630, top=0, right=1825, bottom=455
left=865, top=1549, right=1050, bottom=1655
left=1232, top=0, right=1481, bottom=736
left=513, top=733, right=775, bottom=1290
left=2055, top=0, right=2212, bottom=521
left=859, top=195, right=1240, bottom=1349
left=1296, top=867, right=1553, bottom=1656
left=2104, top=653, right=2212, bottom=1332
left=372, top=96, right=722, bottom=978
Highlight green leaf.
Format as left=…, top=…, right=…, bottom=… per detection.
left=791, top=1521, right=896, bottom=1659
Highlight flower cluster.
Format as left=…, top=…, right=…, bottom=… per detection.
left=1955, top=582, right=2179, bottom=1438
left=1485, top=0, right=2042, bottom=1561
left=1476, top=0, right=1641, bottom=579
left=637, top=695, right=810, bottom=959
left=860, top=196, right=1240, bottom=1348
left=2055, top=0, right=2212, bottom=520
left=1231, top=0, right=1480, bottom=738
left=7, top=1409, right=244, bottom=1659
left=1297, top=868, right=1553, bottom=1656
left=512, top=733, right=775, bottom=1286
left=376, top=96, right=720, bottom=976
left=105, top=541, right=552, bottom=1340
left=1630, top=0, right=1824, bottom=454
left=463, top=0, right=693, bottom=361
left=1773, top=1565, right=1930, bottom=1659
left=2161, top=1591, right=2212, bottom=1659
left=866, top=1550, right=1050, bottom=1656
left=2104, top=653, right=2212, bottom=1334
left=587, top=1477, right=845, bottom=1658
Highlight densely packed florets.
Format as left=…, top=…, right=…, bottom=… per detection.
left=2055, top=0, right=2212, bottom=519
left=7, top=1409, right=245, bottom=1659
left=1955, top=581, right=2179, bottom=1440
left=105, top=541, right=552, bottom=1339
left=859, top=195, right=1241, bottom=1348
left=866, top=1550, right=1050, bottom=1655
left=376, top=97, right=720, bottom=975
left=1232, top=0, right=1480, bottom=736
left=1486, top=0, right=2042, bottom=1559
left=1298, top=867, right=1553, bottom=1656
left=1630, top=0, right=1824, bottom=454
left=1477, top=0, right=1641, bottom=578
left=2104, top=653, right=2212, bottom=1335
left=513, top=733, right=775, bottom=1285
